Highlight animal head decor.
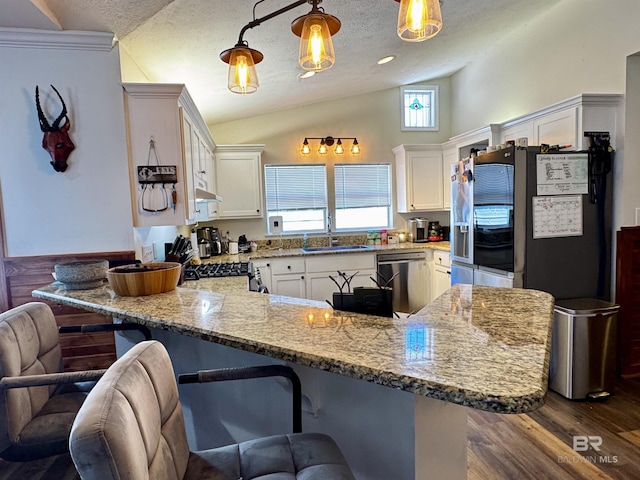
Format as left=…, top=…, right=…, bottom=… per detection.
left=35, top=85, right=75, bottom=172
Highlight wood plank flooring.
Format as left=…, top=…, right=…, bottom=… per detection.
left=1, top=377, right=639, bottom=479
left=468, top=376, right=640, bottom=479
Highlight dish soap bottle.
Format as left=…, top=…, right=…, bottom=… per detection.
left=302, top=233, right=309, bottom=249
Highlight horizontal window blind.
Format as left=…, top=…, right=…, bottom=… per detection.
left=265, top=165, right=327, bottom=211
left=335, top=164, right=391, bottom=209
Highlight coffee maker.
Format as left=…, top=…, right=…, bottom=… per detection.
left=196, top=227, right=222, bottom=258
left=407, top=218, right=429, bottom=242
left=196, top=228, right=212, bottom=259
left=427, top=221, right=443, bottom=242
left=209, top=228, right=222, bottom=255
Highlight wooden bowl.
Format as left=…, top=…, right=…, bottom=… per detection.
left=107, top=262, right=182, bottom=296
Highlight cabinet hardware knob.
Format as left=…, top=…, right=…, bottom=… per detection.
left=257, top=209, right=260, bottom=213
left=301, top=275, right=304, bottom=279
left=198, top=170, right=206, bottom=174
left=287, top=265, right=291, bottom=269
left=267, top=263, right=270, bottom=267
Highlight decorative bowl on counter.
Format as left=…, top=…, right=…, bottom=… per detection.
left=106, top=262, right=182, bottom=296
left=54, top=260, right=109, bottom=290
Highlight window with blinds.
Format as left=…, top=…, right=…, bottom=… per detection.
left=335, top=163, right=391, bottom=229
left=264, top=164, right=327, bottom=233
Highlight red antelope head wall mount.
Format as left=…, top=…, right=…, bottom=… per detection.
left=35, top=85, right=75, bottom=172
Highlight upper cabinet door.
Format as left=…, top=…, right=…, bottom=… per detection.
left=394, top=145, right=444, bottom=212
left=215, top=145, right=265, bottom=218
left=533, top=106, right=579, bottom=149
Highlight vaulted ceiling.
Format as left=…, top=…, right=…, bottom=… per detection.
left=0, top=0, right=563, bottom=125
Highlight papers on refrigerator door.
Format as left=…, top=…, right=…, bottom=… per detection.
left=536, top=154, right=589, bottom=195
left=532, top=195, right=583, bottom=238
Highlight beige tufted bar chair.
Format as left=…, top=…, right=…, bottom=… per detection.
left=0, top=301, right=150, bottom=462
left=69, top=340, right=356, bottom=480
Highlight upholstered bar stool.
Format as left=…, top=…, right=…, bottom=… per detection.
left=69, top=340, right=356, bottom=480
left=0, top=301, right=150, bottom=462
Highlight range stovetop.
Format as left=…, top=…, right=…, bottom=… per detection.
left=183, top=262, right=250, bottom=281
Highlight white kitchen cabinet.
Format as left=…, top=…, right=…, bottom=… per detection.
left=499, top=94, right=622, bottom=150
left=533, top=107, right=578, bottom=148
left=215, top=145, right=264, bottom=219
left=196, top=199, right=219, bottom=221
left=192, top=138, right=216, bottom=195
left=263, top=253, right=376, bottom=301
left=431, top=250, right=451, bottom=301
left=501, top=121, right=534, bottom=145
left=123, top=83, right=217, bottom=227
left=394, top=144, right=444, bottom=212
left=442, top=143, right=457, bottom=210
left=305, top=253, right=376, bottom=303
left=250, top=259, right=272, bottom=293
left=269, top=257, right=306, bottom=298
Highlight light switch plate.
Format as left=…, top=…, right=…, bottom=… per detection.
left=141, top=244, right=154, bottom=263
left=269, top=216, right=283, bottom=235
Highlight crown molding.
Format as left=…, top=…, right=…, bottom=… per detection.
left=0, top=28, right=115, bottom=51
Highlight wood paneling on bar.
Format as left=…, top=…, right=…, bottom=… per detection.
left=0, top=251, right=135, bottom=371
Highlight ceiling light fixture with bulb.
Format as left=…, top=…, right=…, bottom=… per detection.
left=221, top=0, right=443, bottom=95
left=301, top=136, right=359, bottom=155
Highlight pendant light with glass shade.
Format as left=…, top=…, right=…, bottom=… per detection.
left=220, top=0, right=443, bottom=94
left=291, top=3, right=341, bottom=72
left=220, top=44, right=263, bottom=94
left=395, top=0, right=442, bottom=42
left=220, top=0, right=340, bottom=95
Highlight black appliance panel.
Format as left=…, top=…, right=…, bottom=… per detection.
left=473, top=148, right=516, bottom=272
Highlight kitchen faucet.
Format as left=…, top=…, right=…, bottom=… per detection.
left=327, top=212, right=338, bottom=246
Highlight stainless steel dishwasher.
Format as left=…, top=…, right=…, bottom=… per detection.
left=377, top=251, right=429, bottom=314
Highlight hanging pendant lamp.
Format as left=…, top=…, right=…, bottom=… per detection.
left=291, top=6, right=341, bottom=72
left=395, top=0, right=442, bottom=42
left=220, top=44, right=263, bottom=94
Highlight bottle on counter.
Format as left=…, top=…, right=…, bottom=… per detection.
left=381, top=229, right=388, bottom=245
left=302, top=233, right=309, bottom=249
left=223, top=231, right=230, bottom=254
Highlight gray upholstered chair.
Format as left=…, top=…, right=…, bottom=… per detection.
left=0, top=301, right=149, bottom=462
left=69, top=340, right=356, bottom=480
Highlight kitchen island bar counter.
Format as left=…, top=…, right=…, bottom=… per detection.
left=33, top=279, right=553, bottom=414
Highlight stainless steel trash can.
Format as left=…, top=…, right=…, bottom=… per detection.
left=549, top=298, right=619, bottom=400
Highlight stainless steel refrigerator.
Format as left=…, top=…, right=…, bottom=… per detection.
left=450, top=142, right=613, bottom=300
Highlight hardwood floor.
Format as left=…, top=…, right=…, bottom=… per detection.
left=1, top=377, right=639, bottom=479
left=468, top=377, right=640, bottom=480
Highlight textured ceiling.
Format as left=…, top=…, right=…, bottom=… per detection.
left=1, top=0, right=564, bottom=125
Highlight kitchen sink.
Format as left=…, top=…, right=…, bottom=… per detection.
left=300, top=245, right=373, bottom=253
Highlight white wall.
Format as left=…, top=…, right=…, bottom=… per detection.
left=450, top=0, right=639, bottom=133
left=209, top=78, right=452, bottom=240
left=449, top=0, right=640, bottom=229
left=0, top=29, right=134, bottom=257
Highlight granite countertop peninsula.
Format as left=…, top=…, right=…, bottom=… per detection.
left=33, top=276, right=554, bottom=415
